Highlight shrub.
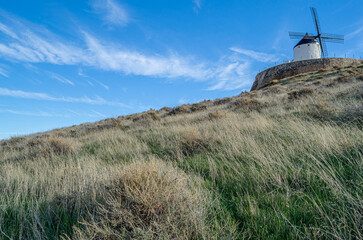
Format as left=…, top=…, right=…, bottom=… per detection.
left=133, top=110, right=161, bottom=122
left=308, top=101, right=334, bottom=120
left=27, top=136, right=74, bottom=157
left=213, top=97, right=231, bottom=105
left=191, top=102, right=208, bottom=112
left=335, top=72, right=353, bottom=83
left=73, top=159, right=209, bottom=240
left=168, top=105, right=191, bottom=115
left=101, top=118, right=124, bottom=129
left=180, top=129, right=209, bottom=155
left=159, top=106, right=172, bottom=112
left=231, top=97, right=262, bottom=111
left=263, top=79, right=279, bottom=88
left=288, top=87, right=314, bottom=99
left=208, top=110, right=224, bottom=120
left=263, top=84, right=284, bottom=94
left=318, top=68, right=328, bottom=73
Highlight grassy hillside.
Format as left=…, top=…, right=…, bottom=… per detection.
left=0, top=63, right=362, bottom=239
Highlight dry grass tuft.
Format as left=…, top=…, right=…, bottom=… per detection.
left=318, top=68, right=329, bottom=73
left=308, top=101, right=335, bottom=120
left=213, top=97, right=231, bottom=105
left=191, top=102, right=208, bottom=112
left=231, top=97, right=262, bottom=111
left=159, top=106, right=172, bottom=113
left=288, top=87, right=314, bottom=99
left=73, top=158, right=209, bottom=240
left=133, top=110, right=161, bottom=122
left=335, top=72, right=354, bottom=83
left=26, top=136, right=74, bottom=157
left=180, top=128, right=209, bottom=155
left=169, top=105, right=191, bottom=115
left=208, top=110, right=224, bottom=120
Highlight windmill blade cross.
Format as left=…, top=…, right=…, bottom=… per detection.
left=289, top=32, right=315, bottom=39
left=310, top=7, right=322, bottom=36
left=321, top=37, right=344, bottom=44
left=289, top=7, right=344, bottom=60
left=310, top=7, right=329, bottom=58
left=321, top=33, right=344, bottom=39
left=321, top=39, right=328, bottom=58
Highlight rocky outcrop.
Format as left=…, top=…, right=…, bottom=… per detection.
left=251, top=58, right=363, bottom=91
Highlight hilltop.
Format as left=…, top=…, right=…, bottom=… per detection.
left=0, top=62, right=362, bottom=239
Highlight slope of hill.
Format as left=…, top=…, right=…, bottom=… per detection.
left=0, top=63, right=362, bottom=239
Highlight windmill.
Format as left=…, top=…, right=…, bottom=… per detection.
left=289, top=7, right=344, bottom=61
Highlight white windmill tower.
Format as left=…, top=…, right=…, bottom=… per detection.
left=289, top=7, right=344, bottom=62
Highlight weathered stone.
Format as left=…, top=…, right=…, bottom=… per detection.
left=251, top=58, right=363, bottom=91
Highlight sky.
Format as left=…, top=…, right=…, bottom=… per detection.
left=0, top=0, right=363, bottom=139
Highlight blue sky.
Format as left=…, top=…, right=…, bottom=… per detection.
left=0, top=0, right=362, bottom=139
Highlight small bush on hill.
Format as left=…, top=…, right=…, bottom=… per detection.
left=27, top=136, right=74, bottom=158
left=318, top=68, right=328, bottom=73
left=133, top=110, right=161, bottom=122
left=169, top=105, right=191, bottom=115
left=180, top=129, right=210, bottom=155
left=213, top=97, right=231, bottom=105
left=288, top=87, right=314, bottom=99
left=159, top=106, right=172, bottom=112
left=208, top=110, right=224, bottom=120
left=230, top=97, right=262, bottom=111
left=307, top=101, right=335, bottom=121
left=191, top=102, right=208, bottom=112
left=73, top=158, right=210, bottom=240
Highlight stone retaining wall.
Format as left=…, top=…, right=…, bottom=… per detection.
left=251, top=58, right=363, bottom=91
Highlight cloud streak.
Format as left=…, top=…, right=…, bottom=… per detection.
left=0, top=14, right=210, bottom=80
left=0, top=108, right=70, bottom=117
left=230, top=47, right=280, bottom=63
left=346, top=25, right=363, bottom=39
left=0, top=67, right=8, bottom=77
left=0, top=87, right=129, bottom=107
left=91, top=0, right=129, bottom=26
left=193, top=0, right=202, bottom=13
left=49, top=72, right=74, bottom=86
left=83, top=32, right=210, bottom=79
left=0, top=11, right=260, bottom=91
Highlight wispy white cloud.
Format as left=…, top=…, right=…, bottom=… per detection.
left=0, top=108, right=70, bottom=117
left=346, top=25, right=363, bottom=39
left=0, top=67, right=8, bottom=77
left=208, top=61, right=253, bottom=91
left=78, top=68, right=109, bottom=90
left=229, top=47, right=280, bottom=63
left=0, top=22, right=18, bottom=39
left=91, top=0, right=129, bottom=26
left=83, top=32, right=211, bottom=79
left=49, top=72, right=74, bottom=86
left=88, top=110, right=107, bottom=118
left=0, top=11, right=256, bottom=91
left=193, top=0, right=202, bottom=13
left=0, top=87, right=129, bottom=107
left=0, top=14, right=210, bottom=80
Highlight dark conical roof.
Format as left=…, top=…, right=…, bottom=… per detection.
left=294, top=36, right=318, bottom=48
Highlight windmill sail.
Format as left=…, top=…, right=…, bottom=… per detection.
left=289, top=7, right=344, bottom=60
